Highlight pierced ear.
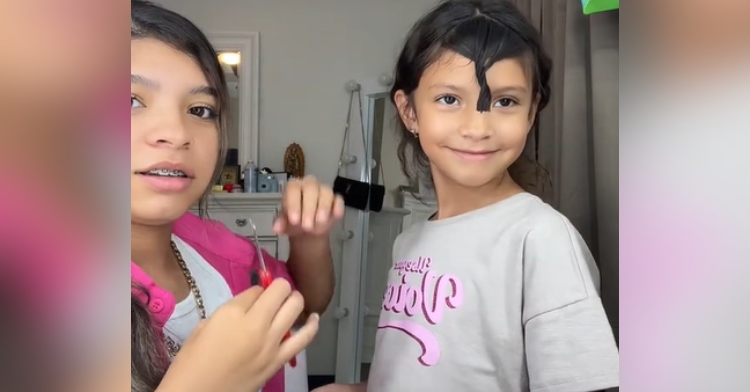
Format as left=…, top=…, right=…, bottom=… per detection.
left=394, top=89, right=417, bottom=129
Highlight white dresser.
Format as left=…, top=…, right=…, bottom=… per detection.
left=190, top=192, right=289, bottom=260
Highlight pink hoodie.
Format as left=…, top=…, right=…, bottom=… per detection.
left=131, top=212, right=294, bottom=392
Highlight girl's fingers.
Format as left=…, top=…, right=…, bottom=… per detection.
left=300, top=178, right=321, bottom=230
left=223, top=285, right=264, bottom=315
left=275, top=313, right=320, bottom=366
left=245, top=278, right=292, bottom=325
left=313, top=188, right=335, bottom=228
left=268, top=290, right=305, bottom=340
left=332, top=195, right=345, bottom=219
left=282, top=179, right=303, bottom=225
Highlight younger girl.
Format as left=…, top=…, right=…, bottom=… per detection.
left=131, top=1, right=342, bottom=391
left=317, top=1, right=619, bottom=391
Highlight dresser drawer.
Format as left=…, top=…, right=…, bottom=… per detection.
left=209, top=209, right=278, bottom=237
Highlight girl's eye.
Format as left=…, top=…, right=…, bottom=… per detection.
left=189, top=106, right=217, bottom=120
left=131, top=96, right=144, bottom=109
left=495, top=98, right=518, bottom=108
left=437, top=95, right=459, bottom=106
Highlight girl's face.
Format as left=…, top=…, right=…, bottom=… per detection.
left=131, top=38, right=220, bottom=225
left=395, top=51, right=536, bottom=190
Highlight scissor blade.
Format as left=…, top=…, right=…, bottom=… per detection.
left=249, top=220, right=268, bottom=272
left=257, top=250, right=267, bottom=272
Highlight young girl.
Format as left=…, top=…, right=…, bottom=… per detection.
left=316, top=1, right=619, bottom=391
left=131, top=1, right=343, bottom=391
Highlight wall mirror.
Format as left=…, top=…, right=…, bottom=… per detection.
left=208, top=32, right=260, bottom=166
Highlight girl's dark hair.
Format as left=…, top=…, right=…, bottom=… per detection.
left=131, top=290, right=170, bottom=392
left=131, top=0, right=229, bottom=217
left=391, top=0, right=552, bottom=194
left=131, top=1, right=229, bottom=389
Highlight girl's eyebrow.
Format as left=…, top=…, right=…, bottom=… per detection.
left=427, top=83, right=465, bottom=92
left=491, top=86, right=528, bottom=95
left=131, top=74, right=158, bottom=89
left=427, top=83, right=528, bottom=95
left=189, top=85, right=218, bottom=98
left=131, top=74, right=217, bottom=98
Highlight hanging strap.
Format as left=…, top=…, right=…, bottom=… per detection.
left=337, top=90, right=367, bottom=177
left=336, top=87, right=387, bottom=186
left=353, top=89, right=386, bottom=187
left=337, top=88, right=372, bottom=179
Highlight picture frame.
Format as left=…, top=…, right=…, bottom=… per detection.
left=219, top=165, right=241, bottom=185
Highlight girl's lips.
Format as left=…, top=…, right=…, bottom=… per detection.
left=449, top=148, right=498, bottom=161
left=136, top=161, right=195, bottom=178
left=137, top=173, right=193, bottom=192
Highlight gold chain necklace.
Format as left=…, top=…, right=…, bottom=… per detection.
left=164, top=240, right=206, bottom=358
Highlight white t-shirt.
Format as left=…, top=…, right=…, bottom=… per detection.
left=161, top=236, right=306, bottom=392
left=163, top=235, right=234, bottom=347
left=367, top=193, right=620, bottom=392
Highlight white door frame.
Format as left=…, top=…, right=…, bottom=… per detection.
left=206, top=32, right=260, bottom=166
left=333, top=75, right=393, bottom=383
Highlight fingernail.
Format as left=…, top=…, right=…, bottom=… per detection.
left=310, top=313, right=320, bottom=322
left=289, top=213, right=299, bottom=224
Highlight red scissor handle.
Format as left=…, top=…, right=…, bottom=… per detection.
left=258, top=269, right=297, bottom=368
left=258, top=269, right=273, bottom=288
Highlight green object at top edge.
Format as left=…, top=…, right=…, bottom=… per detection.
left=582, top=0, right=619, bottom=15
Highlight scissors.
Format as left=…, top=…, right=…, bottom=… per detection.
left=248, top=219, right=297, bottom=368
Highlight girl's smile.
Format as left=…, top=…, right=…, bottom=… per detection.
left=446, top=147, right=500, bottom=162
left=135, top=161, right=196, bottom=192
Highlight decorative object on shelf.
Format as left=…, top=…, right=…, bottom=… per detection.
left=257, top=173, right=279, bottom=193
left=274, top=172, right=290, bottom=193
left=581, top=0, right=618, bottom=14
left=242, top=160, right=258, bottom=192
left=283, top=143, right=305, bottom=179
left=220, top=165, right=241, bottom=185
left=332, top=80, right=385, bottom=212
left=225, top=148, right=239, bottom=166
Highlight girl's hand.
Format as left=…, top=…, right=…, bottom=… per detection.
left=274, top=175, right=345, bottom=237
left=158, top=279, right=319, bottom=392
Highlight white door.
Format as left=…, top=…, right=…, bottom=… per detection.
left=332, top=88, right=376, bottom=384
left=331, top=72, right=403, bottom=381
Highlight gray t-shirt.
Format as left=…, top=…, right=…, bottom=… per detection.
left=367, top=193, right=619, bottom=392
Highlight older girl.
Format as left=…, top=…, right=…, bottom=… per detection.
left=131, top=1, right=342, bottom=391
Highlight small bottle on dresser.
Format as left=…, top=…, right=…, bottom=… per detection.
left=243, top=160, right=258, bottom=193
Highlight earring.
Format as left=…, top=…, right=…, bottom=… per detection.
left=410, top=129, right=418, bottom=138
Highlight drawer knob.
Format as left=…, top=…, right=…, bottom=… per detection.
left=236, top=218, right=248, bottom=227
left=334, top=307, right=349, bottom=319
left=338, top=230, right=354, bottom=241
